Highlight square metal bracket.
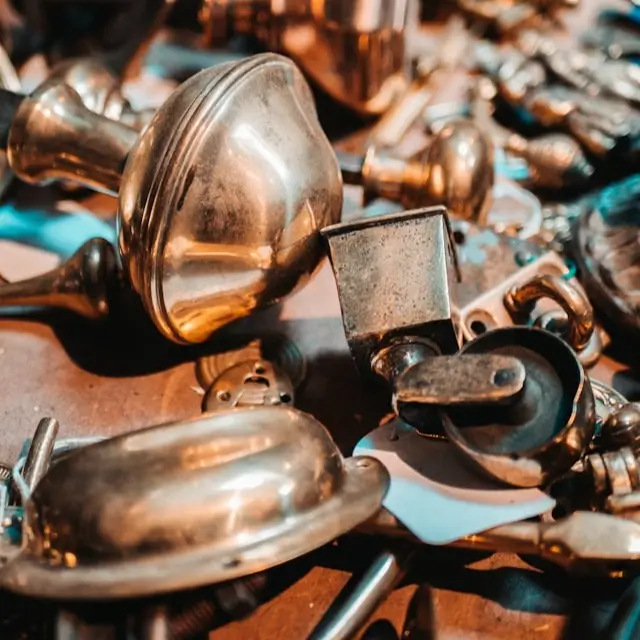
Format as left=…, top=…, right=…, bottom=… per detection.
left=322, top=206, right=461, bottom=377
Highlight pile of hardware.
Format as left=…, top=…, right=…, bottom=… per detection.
left=3, top=0, right=640, bottom=637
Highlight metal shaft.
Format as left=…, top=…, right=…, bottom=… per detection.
left=308, top=548, right=414, bottom=640
left=7, top=82, right=137, bottom=194
left=360, top=509, right=640, bottom=575
left=22, top=418, right=59, bottom=492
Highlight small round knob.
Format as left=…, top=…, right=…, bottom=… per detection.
left=601, top=404, right=640, bottom=452
left=361, top=119, right=494, bottom=222
left=416, top=119, right=494, bottom=223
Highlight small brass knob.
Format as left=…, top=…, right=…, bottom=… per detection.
left=341, top=119, right=494, bottom=223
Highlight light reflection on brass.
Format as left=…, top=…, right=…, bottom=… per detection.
left=0, top=408, right=388, bottom=600
left=47, top=58, right=155, bottom=131
left=362, top=508, right=640, bottom=576
left=199, top=0, right=417, bottom=115
left=340, top=120, right=494, bottom=223
left=1, top=53, right=342, bottom=344
left=504, top=274, right=595, bottom=352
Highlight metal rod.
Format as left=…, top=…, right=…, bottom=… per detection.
left=22, top=417, right=59, bottom=492
left=308, top=547, right=414, bottom=640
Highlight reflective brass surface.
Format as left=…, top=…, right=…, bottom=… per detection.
left=370, top=338, right=439, bottom=384
left=599, top=404, right=640, bottom=453
left=0, top=407, right=389, bottom=599
left=47, top=58, right=155, bottom=131
left=8, top=82, right=138, bottom=194
left=363, top=509, right=640, bottom=576
left=507, top=133, right=594, bottom=189
left=0, top=238, right=117, bottom=320
left=6, top=53, right=343, bottom=344
left=202, top=359, right=295, bottom=411
left=322, top=207, right=460, bottom=377
left=199, top=0, right=416, bottom=115
left=518, top=30, right=640, bottom=106
left=591, top=380, right=629, bottom=440
left=308, top=547, right=414, bottom=640
left=470, top=77, right=594, bottom=189
left=458, top=0, right=577, bottom=34
left=20, top=418, right=59, bottom=495
left=451, top=217, right=546, bottom=318
left=573, top=201, right=640, bottom=341
left=476, top=41, right=640, bottom=159
left=504, top=274, right=595, bottom=352
left=456, top=243, right=601, bottom=367
left=369, top=15, right=471, bottom=147
left=417, top=120, right=494, bottom=223
left=355, top=120, right=494, bottom=223
left=534, top=309, right=606, bottom=369
left=196, top=334, right=307, bottom=391
left=119, top=53, right=343, bottom=343
left=527, top=87, right=638, bottom=158
left=393, top=353, right=526, bottom=407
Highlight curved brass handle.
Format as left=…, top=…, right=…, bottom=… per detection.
left=534, top=308, right=604, bottom=368
left=503, top=274, right=594, bottom=352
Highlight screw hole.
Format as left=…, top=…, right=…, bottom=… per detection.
left=217, top=390, right=231, bottom=402
left=279, top=392, right=292, bottom=403
left=470, top=320, right=487, bottom=335
left=493, top=368, right=516, bottom=387
left=244, top=375, right=270, bottom=388
left=222, top=557, right=242, bottom=569
left=453, top=230, right=466, bottom=245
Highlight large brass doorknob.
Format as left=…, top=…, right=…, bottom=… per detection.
left=0, top=53, right=343, bottom=344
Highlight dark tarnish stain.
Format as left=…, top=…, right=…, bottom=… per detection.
left=177, top=166, right=196, bottom=212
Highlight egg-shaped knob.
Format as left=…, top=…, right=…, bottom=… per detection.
left=118, top=53, right=343, bottom=343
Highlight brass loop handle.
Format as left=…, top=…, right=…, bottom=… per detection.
left=534, top=308, right=604, bottom=369
left=503, top=274, right=595, bottom=352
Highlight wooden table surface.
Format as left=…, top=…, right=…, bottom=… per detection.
left=1, top=1, right=639, bottom=637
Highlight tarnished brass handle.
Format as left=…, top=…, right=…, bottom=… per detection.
left=503, top=273, right=594, bottom=352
